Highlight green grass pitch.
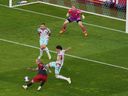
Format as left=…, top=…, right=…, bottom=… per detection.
left=0, top=1, right=128, bottom=96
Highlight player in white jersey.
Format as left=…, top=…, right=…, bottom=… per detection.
left=37, top=23, right=51, bottom=60
left=46, top=45, right=71, bottom=84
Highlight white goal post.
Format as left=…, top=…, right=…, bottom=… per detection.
left=9, top=0, right=12, bottom=7
left=8, top=0, right=128, bottom=33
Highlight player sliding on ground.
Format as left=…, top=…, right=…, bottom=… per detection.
left=37, top=23, right=51, bottom=60
left=22, top=59, right=48, bottom=91
left=60, top=5, right=88, bottom=37
left=46, top=45, right=71, bottom=84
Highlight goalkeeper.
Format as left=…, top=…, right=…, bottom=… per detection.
left=60, top=5, right=88, bottom=37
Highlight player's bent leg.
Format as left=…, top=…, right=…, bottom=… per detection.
left=55, top=74, right=71, bottom=84
left=37, top=78, right=46, bottom=91
left=78, top=21, right=88, bottom=37
left=22, top=81, right=34, bottom=90
left=37, top=81, right=45, bottom=91
left=38, top=44, right=51, bottom=60
left=60, top=20, right=69, bottom=34
left=44, top=47, right=51, bottom=60
left=38, top=44, right=46, bottom=59
left=42, top=39, right=51, bottom=60
left=46, top=62, right=56, bottom=73
left=37, top=75, right=47, bottom=91
left=55, top=66, right=71, bottom=84
left=48, top=62, right=56, bottom=68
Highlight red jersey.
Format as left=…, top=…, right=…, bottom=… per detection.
left=38, top=63, right=47, bottom=76
left=68, top=8, right=82, bottom=19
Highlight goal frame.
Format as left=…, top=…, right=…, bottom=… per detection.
left=9, top=0, right=12, bottom=7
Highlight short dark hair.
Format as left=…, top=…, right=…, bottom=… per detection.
left=56, top=45, right=62, bottom=50
left=41, top=23, right=45, bottom=25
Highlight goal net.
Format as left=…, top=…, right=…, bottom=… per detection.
left=9, top=0, right=39, bottom=7
left=9, top=0, right=128, bottom=33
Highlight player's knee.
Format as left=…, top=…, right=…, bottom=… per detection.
left=79, top=24, right=84, bottom=27
left=78, top=21, right=82, bottom=25
left=63, top=23, right=67, bottom=25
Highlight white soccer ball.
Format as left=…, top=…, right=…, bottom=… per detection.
left=24, top=76, right=29, bottom=82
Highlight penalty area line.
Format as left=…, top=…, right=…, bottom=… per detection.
left=0, top=38, right=128, bottom=71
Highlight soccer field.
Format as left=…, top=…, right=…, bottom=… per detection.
left=0, top=1, right=128, bottom=96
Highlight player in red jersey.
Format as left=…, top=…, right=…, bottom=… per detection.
left=22, top=59, right=48, bottom=91
left=60, top=5, right=88, bottom=37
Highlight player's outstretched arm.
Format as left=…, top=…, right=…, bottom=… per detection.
left=64, top=47, right=71, bottom=52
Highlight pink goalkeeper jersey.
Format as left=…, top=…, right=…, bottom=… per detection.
left=68, top=8, right=82, bottom=19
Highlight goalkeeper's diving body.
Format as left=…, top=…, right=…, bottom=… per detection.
left=60, top=5, right=88, bottom=37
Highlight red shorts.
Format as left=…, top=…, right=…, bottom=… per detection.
left=32, top=74, right=48, bottom=83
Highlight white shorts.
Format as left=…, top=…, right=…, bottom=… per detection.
left=40, top=38, right=49, bottom=46
left=49, top=62, right=62, bottom=75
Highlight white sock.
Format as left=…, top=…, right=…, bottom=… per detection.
left=38, top=48, right=44, bottom=59
left=44, top=47, right=51, bottom=59
left=56, top=75, right=68, bottom=81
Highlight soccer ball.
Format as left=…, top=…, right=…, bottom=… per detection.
left=24, top=76, right=29, bottom=82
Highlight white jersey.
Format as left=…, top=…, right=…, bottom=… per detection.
left=56, top=50, right=65, bottom=66
left=37, top=28, right=51, bottom=39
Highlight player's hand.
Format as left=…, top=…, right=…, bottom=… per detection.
left=65, top=47, right=71, bottom=52
left=82, top=15, right=85, bottom=19
left=66, top=13, right=69, bottom=17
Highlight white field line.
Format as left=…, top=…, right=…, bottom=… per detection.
left=0, top=3, right=126, bottom=34
left=0, top=38, right=128, bottom=71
